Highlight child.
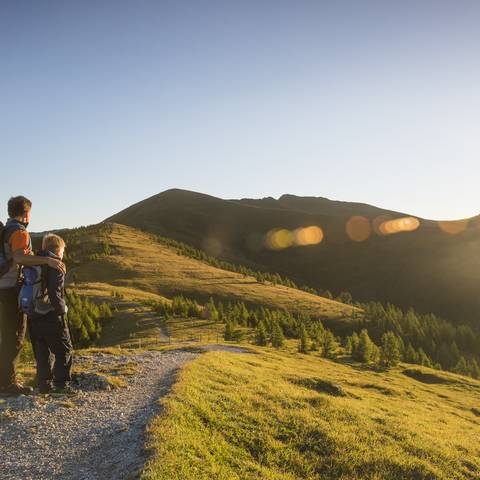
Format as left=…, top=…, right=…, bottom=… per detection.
left=28, top=233, right=74, bottom=394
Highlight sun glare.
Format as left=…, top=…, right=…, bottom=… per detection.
left=346, top=216, right=372, bottom=242
left=437, top=219, right=469, bottom=235
left=378, top=217, right=420, bottom=236
left=265, top=226, right=324, bottom=250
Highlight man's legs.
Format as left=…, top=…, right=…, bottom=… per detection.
left=0, top=288, right=27, bottom=388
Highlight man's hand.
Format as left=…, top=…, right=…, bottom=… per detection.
left=46, top=257, right=66, bottom=273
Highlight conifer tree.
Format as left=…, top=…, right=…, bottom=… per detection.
left=380, top=332, right=402, bottom=367
left=350, top=332, right=360, bottom=358
left=469, top=358, right=480, bottom=379
left=453, top=356, right=469, bottom=376
left=355, top=329, right=375, bottom=363
left=298, top=324, right=309, bottom=353
left=417, top=348, right=433, bottom=368
left=224, top=321, right=235, bottom=341
left=405, top=343, right=419, bottom=364
left=344, top=336, right=353, bottom=355
left=271, top=321, right=284, bottom=348
left=370, top=343, right=381, bottom=364
left=321, top=330, right=336, bottom=358
left=255, top=321, right=268, bottom=346
left=206, top=297, right=219, bottom=321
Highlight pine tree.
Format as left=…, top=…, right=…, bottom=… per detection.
left=355, top=329, right=375, bottom=363
left=344, top=336, right=353, bottom=355
left=255, top=321, right=268, bottom=346
left=350, top=332, right=360, bottom=358
left=453, top=356, right=469, bottom=376
left=206, top=297, right=219, bottom=321
left=321, top=330, right=336, bottom=358
left=417, top=348, right=433, bottom=368
left=298, top=325, right=309, bottom=353
left=271, top=321, right=284, bottom=348
left=224, top=321, right=235, bottom=341
left=469, top=358, right=480, bottom=379
left=380, top=332, right=402, bottom=367
left=370, top=343, right=381, bottom=364
left=405, top=343, right=419, bottom=364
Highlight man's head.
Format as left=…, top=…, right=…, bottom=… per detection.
left=42, top=234, right=66, bottom=260
left=8, top=196, right=32, bottom=225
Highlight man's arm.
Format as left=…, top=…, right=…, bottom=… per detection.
left=12, top=250, right=66, bottom=273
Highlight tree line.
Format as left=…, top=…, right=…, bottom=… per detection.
left=65, top=291, right=113, bottom=348
left=153, top=294, right=480, bottom=379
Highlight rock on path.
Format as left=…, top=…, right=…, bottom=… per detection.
left=0, top=350, right=198, bottom=480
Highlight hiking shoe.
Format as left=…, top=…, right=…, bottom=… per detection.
left=0, top=383, right=34, bottom=396
left=52, top=384, right=76, bottom=395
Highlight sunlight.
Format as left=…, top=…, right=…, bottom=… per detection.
left=437, top=219, right=469, bottom=235
left=265, top=226, right=324, bottom=250
left=346, top=216, right=371, bottom=242
left=378, top=217, right=420, bottom=235
left=265, top=229, right=295, bottom=250
left=294, top=226, right=324, bottom=246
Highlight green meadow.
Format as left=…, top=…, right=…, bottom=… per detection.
left=142, top=345, right=480, bottom=480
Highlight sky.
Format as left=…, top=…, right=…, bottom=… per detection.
left=1, top=0, right=479, bottom=231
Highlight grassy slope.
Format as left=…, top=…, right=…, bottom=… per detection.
left=142, top=346, right=480, bottom=480
left=106, top=188, right=480, bottom=325
left=72, top=223, right=354, bottom=321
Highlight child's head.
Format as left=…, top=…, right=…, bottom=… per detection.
left=42, top=233, right=66, bottom=259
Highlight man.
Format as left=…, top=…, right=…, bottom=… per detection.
left=0, top=196, right=65, bottom=395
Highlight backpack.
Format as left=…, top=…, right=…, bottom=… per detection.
left=0, top=221, right=13, bottom=278
left=18, top=265, right=54, bottom=315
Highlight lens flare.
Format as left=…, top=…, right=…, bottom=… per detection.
left=294, top=226, right=324, bottom=246
left=346, top=216, right=371, bottom=242
left=437, top=219, right=469, bottom=235
left=373, top=215, right=393, bottom=235
left=265, top=226, right=324, bottom=250
left=265, top=229, right=295, bottom=250
left=379, top=217, right=420, bottom=235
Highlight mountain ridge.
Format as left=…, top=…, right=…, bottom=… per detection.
left=105, top=188, right=480, bottom=325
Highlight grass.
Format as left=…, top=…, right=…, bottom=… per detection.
left=142, top=347, right=480, bottom=480
left=165, top=316, right=242, bottom=344
left=69, top=223, right=356, bottom=321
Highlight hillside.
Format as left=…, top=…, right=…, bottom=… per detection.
left=63, top=223, right=354, bottom=322
left=106, top=188, right=480, bottom=325
left=143, top=346, right=480, bottom=480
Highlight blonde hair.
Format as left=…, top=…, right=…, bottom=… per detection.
left=42, top=233, right=66, bottom=253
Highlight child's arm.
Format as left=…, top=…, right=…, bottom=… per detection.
left=47, top=267, right=66, bottom=315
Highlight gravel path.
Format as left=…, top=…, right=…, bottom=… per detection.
left=0, top=350, right=198, bottom=480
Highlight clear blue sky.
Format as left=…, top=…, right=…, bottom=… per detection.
left=1, top=1, right=479, bottom=231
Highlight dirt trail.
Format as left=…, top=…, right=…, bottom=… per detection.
left=0, top=346, right=247, bottom=480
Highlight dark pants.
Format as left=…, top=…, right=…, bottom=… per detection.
left=0, top=287, right=27, bottom=386
left=29, top=312, right=73, bottom=387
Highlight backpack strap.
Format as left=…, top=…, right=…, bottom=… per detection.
left=0, top=221, right=6, bottom=258
left=40, top=264, right=49, bottom=294
left=3, top=222, right=27, bottom=255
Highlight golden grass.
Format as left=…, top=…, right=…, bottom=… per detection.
left=71, top=223, right=355, bottom=320
left=142, top=348, right=480, bottom=480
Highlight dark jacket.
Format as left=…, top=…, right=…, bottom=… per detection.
left=37, top=250, right=66, bottom=316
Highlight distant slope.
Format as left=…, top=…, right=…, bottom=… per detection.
left=106, top=189, right=480, bottom=325
left=65, top=223, right=354, bottom=321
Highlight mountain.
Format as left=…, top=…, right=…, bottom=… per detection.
left=106, top=189, right=480, bottom=326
